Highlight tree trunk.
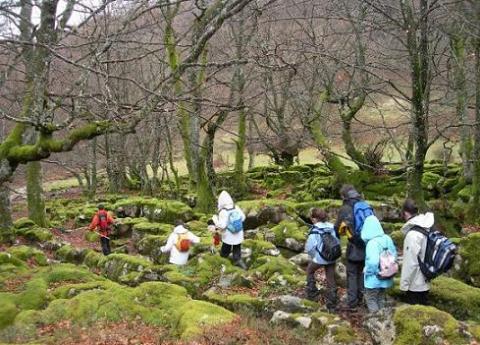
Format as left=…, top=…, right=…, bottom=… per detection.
left=451, top=35, right=471, bottom=181
left=404, top=0, right=430, bottom=209
left=26, top=161, right=47, bottom=227
left=0, top=184, right=13, bottom=239
left=247, top=115, right=255, bottom=170
left=470, top=37, right=480, bottom=221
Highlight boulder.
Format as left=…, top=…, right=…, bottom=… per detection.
left=394, top=305, right=470, bottom=345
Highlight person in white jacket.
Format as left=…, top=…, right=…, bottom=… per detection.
left=161, top=221, right=200, bottom=265
left=211, top=190, right=247, bottom=269
left=400, top=198, right=433, bottom=305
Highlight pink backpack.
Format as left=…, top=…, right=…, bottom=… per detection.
left=378, top=248, right=398, bottom=280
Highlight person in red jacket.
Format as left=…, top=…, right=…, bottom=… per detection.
left=89, top=204, right=114, bottom=255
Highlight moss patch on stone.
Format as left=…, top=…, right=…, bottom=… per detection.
left=457, top=233, right=480, bottom=287
left=394, top=305, right=467, bottom=345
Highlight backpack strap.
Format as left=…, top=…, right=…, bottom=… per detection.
left=410, top=225, right=429, bottom=237
left=309, top=226, right=329, bottom=236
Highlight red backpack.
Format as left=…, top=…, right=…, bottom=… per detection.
left=98, top=210, right=109, bottom=232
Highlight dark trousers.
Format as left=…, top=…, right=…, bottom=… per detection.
left=406, top=290, right=429, bottom=305
left=100, top=236, right=111, bottom=256
left=220, top=243, right=241, bottom=262
left=306, top=262, right=337, bottom=308
left=346, top=260, right=364, bottom=308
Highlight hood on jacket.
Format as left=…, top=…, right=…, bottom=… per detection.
left=218, top=190, right=234, bottom=211
left=401, top=212, right=434, bottom=234
left=361, top=216, right=385, bottom=242
left=173, top=225, right=189, bottom=234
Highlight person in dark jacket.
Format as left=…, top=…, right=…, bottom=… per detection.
left=334, top=185, right=366, bottom=310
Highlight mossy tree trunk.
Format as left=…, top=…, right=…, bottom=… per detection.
left=0, top=184, right=13, bottom=236
left=451, top=33, right=471, bottom=182
left=247, top=115, right=255, bottom=170
left=26, top=161, right=47, bottom=227
left=470, top=35, right=480, bottom=222
left=196, top=110, right=229, bottom=213
left=402, top=0, right=431, bottom=209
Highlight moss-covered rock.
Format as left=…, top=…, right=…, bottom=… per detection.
left=97, top=254, right=154, bottom=285
left=269, top=220, right=308, bottom=251
left=457, top=233, right=480, bottom=287
left=55, top=245, right=83, bottom=264
left=13, top=218, right=36, bottom=229
left=390, top=230, right=405, bottom=250
left=394, top=305, right=468, bottom=345
left=136, top=235, right=168, bottom=263
left=7, top=246, right=47, bottom=266
left=85, top=230, right=99, bottom=243
left=132, top=222, right=172, bottom=237
left=15, top=226, right=53, bottom=242
left=252, top=255, right=303, bottom=286
left=429, top=276, right=480, bottom=321
left=113, top=198, right=193, bottom=223
left=7, top=280, right=234, bottom=340
left=203, top=289, right=266, bottom=314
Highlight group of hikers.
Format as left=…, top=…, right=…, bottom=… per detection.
left=89, top=185, right=456, bottom=315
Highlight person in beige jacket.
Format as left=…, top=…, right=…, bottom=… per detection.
left=400, top=199, right=433, bottom=305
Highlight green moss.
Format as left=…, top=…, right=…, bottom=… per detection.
left=85, top=231, right=99, bottom=243
left=176, top=300, right=235, bottom=339
left=98, top=254, right=153, bottom=283
left=270, top=220, right=308, bottom=244
left=13, top=218, right=36, bottom=229
left=430, top=276, right=480, bottom=321
left=7, top=246, right=47, bottom=266
left=39, top=264, right=98, bottom=285
left=51, top=281, right=112, bottom=299
left=113, top=198, right=193, bottom=223
left=0, top=293, right=18, bottom=329
left=252, top=255, right=302, bottom=281
left=390, top=230, right=405, bottom=250
left=421, top=172, right=442, bottom=191
left=243, top=239, right=277, bottom=262
left=394, top=305, right=466, bottom=345
left=55, top=245, right=80, bottom=263
left=458, top=233, right=480, bottom=287
left=16, top=278, right=48, bottom=310
left=83, top=250, right=103, bottom=268
left=237, top=199, right=296, bottom=216
left=469, top=323, right=480, bottom=340
left=458, top=185, right=473, bottom=202
left=15, top=226, right=53, bottom=242
left=332, top=324, right=357, bottom=343
left=133, top=222, right=172, bottom=236
left=203, top=290, right=266, bottom=314
left=0, top=253, right=27, bottom=268
left=136, top=235, right=168, bottom=263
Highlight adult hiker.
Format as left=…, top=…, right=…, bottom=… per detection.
left=334, top=184, right=372, bottom=310
left=400, top=198, right=433, bottom=305
left=211, top=190, right=247, bottom=269
left=161, top=220, right=200, bottom=265
left=361, top=215, right=398, bottom=313
left=89, top=204, right=115, bottom=256
left=305, top=208, right=341, bottom=311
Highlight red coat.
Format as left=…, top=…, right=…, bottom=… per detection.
left=89, top=210, right=114, bottom=236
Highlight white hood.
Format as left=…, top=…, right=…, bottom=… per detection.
left=402, top=212, right=435, bottom=234
left=173, top=225, right=188, bottom=234
left=217, top=190, right=234, bottom=211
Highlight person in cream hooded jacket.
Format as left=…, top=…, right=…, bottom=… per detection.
left=211, top=190, right=247, bottom=269
left=161, top=222, right=200, bottom=265
left=400, top=198, right=433, bottom=305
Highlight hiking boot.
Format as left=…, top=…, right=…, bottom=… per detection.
left=234, top=259, right=248, bottom=270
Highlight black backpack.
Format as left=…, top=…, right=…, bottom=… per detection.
left=412, top=226, right=457, bottom=281
left=310, top=226, right=342, bottom=262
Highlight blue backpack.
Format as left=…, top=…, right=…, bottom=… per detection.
left=413, top=226, right=457, bottom=281
left=309, top=227, right=342, bottom=262
left=353, top=200, right=374, bottom=234
left=226, top=208, right=243, bottom=233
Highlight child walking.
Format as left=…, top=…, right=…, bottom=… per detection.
left=361, top=216, right=398, bottom=313
left=305, top=208, right=341, bottom=311
left=161, top=221, right=200, bottom=265
left=211, top=190, right=247, bottom=269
